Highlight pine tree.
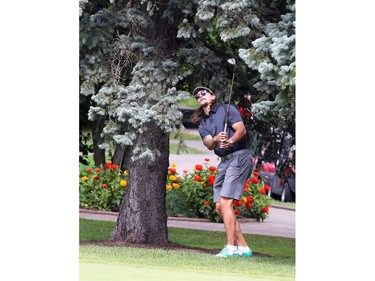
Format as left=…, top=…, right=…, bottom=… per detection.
left=80, top=0, right=190, bottom=243
left=79, top=0, right=295, bottom=244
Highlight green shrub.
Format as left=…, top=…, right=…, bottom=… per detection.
left=79, top=162, right=128, bottom=212
left=178, top=159, right=221, bottom=222
left=233, top=171, right=272, bottom=222
left=172, top=159, right=272, bottom=222
left=165, top=188, right=196, bottom=218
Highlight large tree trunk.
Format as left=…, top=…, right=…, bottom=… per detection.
left=109, top=121, right=169, bottom=243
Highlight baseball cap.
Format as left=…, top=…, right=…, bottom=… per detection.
left=192, top=86, right=214, bottom=97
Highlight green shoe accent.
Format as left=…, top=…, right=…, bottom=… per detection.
left=239, top=248, right=252, bottom=257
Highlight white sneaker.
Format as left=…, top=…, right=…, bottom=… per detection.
left=238, top=247, right=253, bottom=257
left=215, top=245, right=239, bottom=257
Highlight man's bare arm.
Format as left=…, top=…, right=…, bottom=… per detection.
left=218, top=121, right=247, bottom=149
left=203, top=134, right=220, bottom=150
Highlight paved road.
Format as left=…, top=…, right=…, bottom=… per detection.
left=79, top=206, right=295, bottom=239
left=169, top=139, right=220, bottom=175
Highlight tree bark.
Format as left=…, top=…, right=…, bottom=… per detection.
left=92, top=117, right=106, bottom=166
left=111, top=143, right=124, bottom=166
left=109, top=121, right=169, bottom=243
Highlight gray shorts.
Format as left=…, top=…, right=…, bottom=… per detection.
left=213, top=150, right=253, bottom=203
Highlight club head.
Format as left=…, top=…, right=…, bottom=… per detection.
left=227, top=58, right=236, bottom=65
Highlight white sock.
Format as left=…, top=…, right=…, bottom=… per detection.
left=226, top=245, right=237, bottom=252
left=238, top=246, right=250, bottom=252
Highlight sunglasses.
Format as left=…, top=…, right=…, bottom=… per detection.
left=194, top=91, right=207, bottom=99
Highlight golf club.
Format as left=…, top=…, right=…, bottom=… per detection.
left=223, top=58, right=236, bottom=134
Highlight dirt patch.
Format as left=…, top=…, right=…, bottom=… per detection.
left=80, top=240, right=272, bottom=258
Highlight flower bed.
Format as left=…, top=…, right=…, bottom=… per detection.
left=79, top=159, right=272, bottom=222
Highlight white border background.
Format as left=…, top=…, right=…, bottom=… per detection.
left=1, top=1, right=374, bottom=280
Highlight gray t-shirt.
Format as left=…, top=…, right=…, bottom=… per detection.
left=198, top=103, right=249, bottom=157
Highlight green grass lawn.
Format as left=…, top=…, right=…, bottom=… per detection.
left=169, top=143, right=205, bottom=154
left=179, top=97, right=200, bottom=108
left=170, top=131, right=201, bottom=141
left=80, top=219, right=295, bottom=281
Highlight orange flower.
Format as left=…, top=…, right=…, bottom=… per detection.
left=203, top=200, right=209, bottom=206
left=174, top=176, right=180, bottom=183
left=102, top=183, right=107, bottom=189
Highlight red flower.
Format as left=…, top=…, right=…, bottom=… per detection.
left=234, top=200, right=242, bottom=207
left=262, top=206, right=269, bottom=213
left=111, top=164, right=118, bottom=170
left=104, top=162, right=111, bottom=169
left=245, top=201, right=252, bottom=209
left=209, top=166, right=217, bottom=172
left=95, top=168, right=102, bottom=173
left=259, top=188, right=266, bottom=194
left=251, top=177, right=259, bottom=184
left=183, top=170, right=188, bottom=174
left=238, top=106, right=244, bottom=115
left=102, top=183, right=107, bottom=189
left=203, top=200, right=209, bottom=206
left=247, top=196, right=254, bottom=203
left=252, top=171, right=259, bottom=177
left=208, top=175, right=216, bottom=186
left=93, top=175, right=100, bottom=180
left=243, top=182, right=249, bottom=190
left=195, top=164, right=203, bottom=171
left=193, top=175, right=201, bottom=181
left=86, top=168, right=92, bottom=173
left=168, top=167, right=177, bottom=174
left=264, top=185, right=271, bottom=192
left=204, top=158, right=210, bottom=162
left=234, top=209, right=241, bottom=216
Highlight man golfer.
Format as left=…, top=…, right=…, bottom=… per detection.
left=191, top=86, right=253, bottom=258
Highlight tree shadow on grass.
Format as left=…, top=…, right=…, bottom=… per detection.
left=80, top=240, right=272, bottom=258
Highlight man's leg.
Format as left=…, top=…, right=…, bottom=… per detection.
left=235, top=220, right=247, bottom=247
left=218, top=201, right=247, bottom=247
left=219, top=196, right=237, bottom=246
